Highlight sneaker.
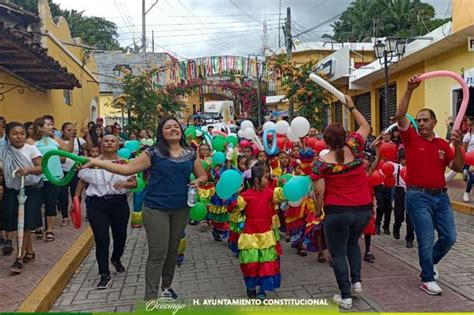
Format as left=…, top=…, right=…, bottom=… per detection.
left=433, top=264, right=439, bottom=280
left=463, top=169, right=468, bottom=181
left=420, top=281, right=442, bottom=295
left=383, top=227, right=390, bottom=235
left=352, top=282, right=362, bottom=293
left=212, top=231, right=222, bottom=242
left=246, top=289, right=257, bottom=299
left=393, top=229, right=400, bottom=240
left=406, top=241, right=414, bottom=248
left=160, top=288, right=178, bottom=300
left=111, top=259, right=125, bottom=273
left=364, top=252, right=375, bottom=263
left=97, top=274, right=111, bottom=290
left=463, top=192, right=470, bottom=202
left=257, top=291, right=267, bottom=300
left=333, top=294, right=352, bottom=309
left=9, top=258, right=23, bottom=274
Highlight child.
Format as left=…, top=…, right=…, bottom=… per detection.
left=363, top=153, right=376, bottom=263
left=272, top=151, right=293, bottom=177
left=239, top=164, right=280, bottom=300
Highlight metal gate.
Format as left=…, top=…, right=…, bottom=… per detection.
left=354, top=92, right=371, bottom=129
left=378, top=84, right=397, bottom=131
left=335, top=101, right=343, bottom=124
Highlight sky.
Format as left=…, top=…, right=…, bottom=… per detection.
left=56, top=0, right=452, bottom=59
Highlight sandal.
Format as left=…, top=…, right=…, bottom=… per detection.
left=10, top=258, right=23, bottom=274
left=35, top=229, right=44, bottom=240
left=318, top=254, right=327, bottom=263
left=61, top=218, right=69, bottom=227
left=45, top=231, right=55, bottom=242
left=298, top=249, right=308, bottom=257
left=23, top=252, right=36, bottom=263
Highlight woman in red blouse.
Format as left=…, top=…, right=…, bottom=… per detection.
left=312, top=95, right=371, bottom=310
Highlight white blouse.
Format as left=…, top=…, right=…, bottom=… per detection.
left=78, top=162, right=132, bottom=197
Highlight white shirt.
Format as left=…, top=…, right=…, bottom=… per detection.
left=389, top=161, right=406, bottom=189
left=62, top=138, right=86, bottom=171
left=463, top=131, right=474, bottom=153
left=78, top=162, right=132, bottom=197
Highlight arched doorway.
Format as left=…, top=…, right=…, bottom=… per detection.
left=90, top=98, right=98, bottom=121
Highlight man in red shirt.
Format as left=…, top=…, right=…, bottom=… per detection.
left=396, top=75, right=463, bottom=296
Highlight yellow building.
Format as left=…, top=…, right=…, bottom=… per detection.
left=0, top=0, right=99, bottom=125
left=338, top=0, right=474, bottom=136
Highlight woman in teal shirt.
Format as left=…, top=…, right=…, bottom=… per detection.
left=27, top=116, right=73, bottom=242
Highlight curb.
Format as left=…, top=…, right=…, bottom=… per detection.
left=451, top=201, right=474, bottom=215
left=16, top=227, right=94, bottom=312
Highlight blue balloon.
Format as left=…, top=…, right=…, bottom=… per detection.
left=125, top=140, right=141, bottom=152
left=117, top=148, right=132, bottom=159
left=406, top=113, right=418, bottom=130
left=212, top=152, right=226, bottom=165
left=283, top=176, right=311, bottom=201
left=216, top=169, right=242, bottom=199
left=263, top=129, right=278, bottom=156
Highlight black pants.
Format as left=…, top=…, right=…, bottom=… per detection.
left=58, top=172, right=79, bottom=219
left=87, top=195, right=130, bottom=276
left=324, top=208, right=371, bottom=299
left=43, top=181, right=61, bottom=217
left=393, top=187, right=415, bottom=242
left=374, top=186, right=392, bottom=229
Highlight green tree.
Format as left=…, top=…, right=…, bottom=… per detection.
left=328, top=0, right=450, bottom=42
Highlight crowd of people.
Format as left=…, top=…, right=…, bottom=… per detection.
left=0, top=76, right=463, bottom=309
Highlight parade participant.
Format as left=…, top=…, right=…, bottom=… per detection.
left=77, top=134, right=136, bottom=289
left=28, top=117, right=74, bottom=242
left=81, top=117, right=207, bottom=301
left=395, top=75, right=463, bottom=295
left=313, top=95, right=371, bottom=310
left=58, top=122, right=85, bottom=226
left=462, top=116, right=474, bottom=202
left=239, top=164, right=280, bottom=300
left=272, top=151, right=293, bottom=177
left=24, top=122, right=33, bottom=140
left=308, top=127, right=318, bottom=139
left=0, top=122, right=43, bottom=273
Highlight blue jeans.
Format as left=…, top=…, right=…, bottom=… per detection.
left=466, top=171, right=474, bottom=193
left=405, top=190, right=457, bottom=282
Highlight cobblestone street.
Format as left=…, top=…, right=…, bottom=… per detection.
left=52, top=211, right=474, bottom=312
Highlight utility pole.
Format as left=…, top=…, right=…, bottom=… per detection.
left=256, top=56, right=262, bottom=126
left=152, top=29, right=155, bottom=53
left=278, top=0, right=281, bottom=48
left=285, top=7, right=293, bottom=119
left=142, top=0, right=159, bottom=53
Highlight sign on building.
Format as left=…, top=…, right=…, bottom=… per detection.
left=469, top=37, right=474, bottom=52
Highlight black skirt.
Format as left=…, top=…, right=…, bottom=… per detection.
left=2, top=185, right=44, bottom=232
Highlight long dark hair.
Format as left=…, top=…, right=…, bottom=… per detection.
left=156, top=117, right=188, bottom=157
left=324, top=123, right=346, bottom=164
left=248, top=165, right=266, bottom=188
left=90, top=124, right=103, bottom=147
left=5, top=122, right=25, bottom=142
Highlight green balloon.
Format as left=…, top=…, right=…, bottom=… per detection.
left=130, top=176, right=146, bottom=193
left=125, top=140, right=141, bottom=152
left=42, top=150, right=88, bottom=186
left=212, top=152, right=226, bottom=165
left=225, top=135, right=238, bottom=147
left=185, top=127, right=197, bottom=139
left=190, top=173, right=196, bottom=181
left=278, top=173, right=293, bottom=187
left=201, top=159, right=209, bottom=170
left=190, top=202, right=207, bottom=221
left=212, top=136, right=226, bottom=152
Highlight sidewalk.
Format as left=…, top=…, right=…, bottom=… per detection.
left=52, top=208, right=474, bottom=313
left=0, top=218, right=87, bottom=311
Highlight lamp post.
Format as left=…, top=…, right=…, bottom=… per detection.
left=374, top=37, right=406, bottom=129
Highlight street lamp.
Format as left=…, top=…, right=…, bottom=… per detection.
left=374, top=37, right=407, bottom=129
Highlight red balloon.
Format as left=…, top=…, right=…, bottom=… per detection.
left=239, top=140, right=251, bottom=148
left=384, top=175, right=396, bottom=188
left=400, top=166, right=407, bottom=180
left=381, top=162, right=395, bottom=176
left=369, top=170, right=384, bottom=186
left=450, top=144, right=466, bottom=159
left=377, top=160, right=385, bottom=171
left=277, top=137, right=285, bottom=150
left=314, top=140, right=327, bottom=153
left=465, top=151, right=474, bottom=166
left=306, top=137, right=318, bottom=149
left=379, top=142, right=398, bottom=162
left=252, top=145, right=260, bottom=156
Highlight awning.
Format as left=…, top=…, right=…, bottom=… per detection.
left=0, top=26, right=81, bottom=89
left=266, top=95, right=287, bottom=104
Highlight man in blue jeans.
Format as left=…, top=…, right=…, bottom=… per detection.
left=395, top=75, right=464, bottom=295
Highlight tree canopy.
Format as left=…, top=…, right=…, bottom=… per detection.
left=327, top=0, right=450, bottom=42
left=11, top=0, right=121, bottom=50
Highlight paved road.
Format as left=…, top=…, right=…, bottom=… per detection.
left=52, top=209, right=474, bottom=313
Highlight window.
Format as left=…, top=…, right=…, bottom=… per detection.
left=334, top=101, right=343, bottom=124
left=354, top=92, right=371, bottom=129
left=378, top=84, right=397, bottom=131
left=64, top=90, right=72, bottom=106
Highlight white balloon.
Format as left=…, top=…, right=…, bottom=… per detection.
left=196, top=129, right=203, bottom=137
left=263, top=121, right=276, bottom=131
left=244, top=128, right=256, bottom=140
left=319, top=149, right=330, bottom=157
left=240, top=120, right=254, bottom=131
left=286, top=127, right=300, bottom=142
left=275, top=120, right=290, bottom=135
left=288, top=199, right=303, bottom=207
left=291, top=116, right=310, bottom=138
left=201, top=126, right=209, bottom=133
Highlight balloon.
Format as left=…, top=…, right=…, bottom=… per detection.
left=130, top=176, right=146, bottom=193
left=263, top=129, right=278, bottom=155
left=306, top=137, right=318, bottom=149
left=278, top=173, right=293, bottom=187
left=196, top=129, right=203, bottom=137
left=417, top=71, right=470, bottom=130
left=237, top=130, right=244, bottom=138
left=263, top=121, right=276, bottom=131
left=379, top=142, right=398, bottom=161
left=252, top=145, right=260, bottom=157
left=369, top=170, right=384, bottom=187
left=465, top=152, right=474, bottom=166
left=384, top=175, right=396, bottom=188
left=212, top=129, right=227, bottom=137
left=286, top=127, right=300, bottom=142
left=240, top=120, right=254, bottom=131
left=292, top=175, right=312, bottom=195
left=125, top=140, right=141, bottom=152
left=118, top=148, right=132, bottom=159
left=212, top=136, right=226, bottom=152
left=190, top=173, right=196, bottom=181
left=253, top=135, right=264, bottom=151
left=190, top=202, right=208, bottom=221
left=275, top=120, right=290, bottom=135
left=184, top=127, right=197, bottom=139
left=216, top=169, right=243, bottom=199
left=400, top=166, right=407, bottom=181
left=225, top=135, right=238, bottom=147
left=243, top=128, right=256, bottom=140
left=239, top=140, right=251, bottom=148
left=291, top=117, right=310, bottom=137
left=42, top=150, right=88, bottom=186
left=309, top=73, right=346, bottom=103
left=386, top=114, right=418, bottom=132
left=450, top=143, right=466, bottom=159
left=277, top=137, right=285, bottom=150
left=145, top=139, right=154, bottom=146
left=201, top=159, right=209, bottom=170
left=212, top=151, right=226, bottom=165
left=314, top=140, right=327, bottom=153
left=202, top=132, right=213, bottom=149
left=319, top=149, right=330, bottom=157
left=288, top=199, right=303, bottom=207
left=381, top=162, right=395, bottom=176
left=71, top=196, right=81, bottom=229
left=283, top=176, right=311, bottom=201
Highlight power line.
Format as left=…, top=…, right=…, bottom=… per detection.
left=292, top=13, right=343, bottom=38
left=228, top=0, right=262, bottom=24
